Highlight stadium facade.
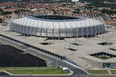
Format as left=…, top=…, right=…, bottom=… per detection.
left=9, top=15, right=105, bottom=38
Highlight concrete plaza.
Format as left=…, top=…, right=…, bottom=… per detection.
left=0, top=24, right=116, bottom=69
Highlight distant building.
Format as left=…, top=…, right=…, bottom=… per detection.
left=98, top=7, right=111, bottom=10
left=72, top=0, right=79, bottom=2
left=17, top=0, right=22, bottom=2
left=111, top=14, right=116, bottom=20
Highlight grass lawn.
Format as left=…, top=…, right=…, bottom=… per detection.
left=0, top=66, right=57, bottom=70
left=7, top=67, right=70, bottom=74
left=110, top=70, right=116, bottom=74
left=95, top=56, right=110, bottom=59
left=112, top=23, right=116, bottom=25
left=87, top=70, right=109, bottom=74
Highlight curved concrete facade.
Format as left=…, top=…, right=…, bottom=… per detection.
left=9, top=15, right=105, bottom=38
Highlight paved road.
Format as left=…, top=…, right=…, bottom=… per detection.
left=1, top=75, right=116, bottom=77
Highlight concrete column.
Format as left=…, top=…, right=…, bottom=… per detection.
left=58, top=21, right=60, bottom=40
left=23, top=26, right=26, bottom=34
left=80, top=21, right=83, bottom=37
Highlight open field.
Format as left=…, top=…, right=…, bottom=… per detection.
left=7, top=67, right=70, bottom=74
left=0, top=66, right=57, bottom=70
left=87, top=70, right=109, bottom=74
left=0, top=66, right=70, bottom=74
left=110, top=70, right=116, bottom=74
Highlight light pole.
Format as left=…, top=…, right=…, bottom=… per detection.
left=12, top=61, right=13, bottom=69
left=36, top=60, right=38, bottom=68
left=69, top=37, right=71, bottom=48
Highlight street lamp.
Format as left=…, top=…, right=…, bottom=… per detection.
left=12, top=61, right=13, bottom=69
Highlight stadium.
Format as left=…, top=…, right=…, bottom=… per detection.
left=9, top=15, right=105, bottom=39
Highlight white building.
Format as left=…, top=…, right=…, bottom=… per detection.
left=9, top=15, right=105, bottom=39
left=72, top=0, right=79, bottom=2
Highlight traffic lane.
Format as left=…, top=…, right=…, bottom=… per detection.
left=58, top=61, right=88, bottom=77
left=3, top=75, right=116, bottom=77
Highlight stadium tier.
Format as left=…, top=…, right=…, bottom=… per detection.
left=9, top=15, right=105, bottom=38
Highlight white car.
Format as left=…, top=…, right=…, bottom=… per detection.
left=63, top=67, right=69, bottom=72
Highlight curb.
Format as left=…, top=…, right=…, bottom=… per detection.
left=0, top=70, right=12, bottom=75
left=93, top=74, right=116, bottom=76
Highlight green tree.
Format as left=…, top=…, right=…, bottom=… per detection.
left=1, top=11, right=12, bottom=15
left=0, top=8, right=3, bottom=12
left=0, top=18, right=2, bottom=23
left=101, top=9, right=116, bottom=14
